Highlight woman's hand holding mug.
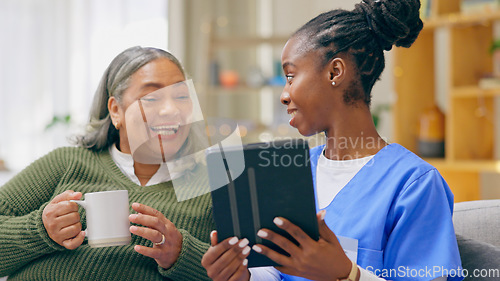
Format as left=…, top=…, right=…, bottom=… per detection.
left=129, top=202, right=183, bottom=269
left=42, top=190, right=85, bottom=250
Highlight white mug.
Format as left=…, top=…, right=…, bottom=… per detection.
left=71, top=190, right=131, bottom=247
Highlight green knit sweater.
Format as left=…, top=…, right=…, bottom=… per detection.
left=0, top=147, right=215, bottom=281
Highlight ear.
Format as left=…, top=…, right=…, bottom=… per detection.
left=108, top=97, right=121, bottom=127
left=327, top=57, right=347, bottom=86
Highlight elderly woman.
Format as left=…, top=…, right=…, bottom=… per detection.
left=0, top=46, right=214, bottom=280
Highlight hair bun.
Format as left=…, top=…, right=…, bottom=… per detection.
left=357, top=0, right=423, bottom=51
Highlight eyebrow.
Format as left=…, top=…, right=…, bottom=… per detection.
left=282, top=62, right=296, bottom=69
left=139, top=82, right=164, bottom=90
left=139, top=80, right=186, bottom=90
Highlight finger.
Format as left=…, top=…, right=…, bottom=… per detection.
left=272, top=217, right=312, bottom=247
left=256, top=227, right=300, bottom=257
left=130, top=225, right=164, bottom=245
left=131, top=202, right=164, bottom=219
left=129, top=213, right=167, bottom=234
left=61, top=230, right=85, bottom=250
left=51, top=190, right=82, bottom=204
left=210, top=230, right=218, bottom=246
left=316, top=210, right=336, bottom=243
left=208, top=240, right=250, bottom=280
left=252, top=243, right=291, bottom=267
left=228, top=261, right=249, bottom=281
left=133, top=244, right=162, bottom=260
left=43, top=201, right=80, bottom=220
left=217, top=249, right=248, bottom=281
left=59, top=221, right=82, bottom=239
left=202, top=236, right=240, bottom=265
left=55, top=210, right=81, bottom=228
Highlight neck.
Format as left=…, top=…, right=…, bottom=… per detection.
left=324, top=106, right=387, bottom=160
left=133, top=162, right=161, bottom=186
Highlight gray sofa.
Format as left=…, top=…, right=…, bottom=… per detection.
left=453, top=200, right=500, bottom=281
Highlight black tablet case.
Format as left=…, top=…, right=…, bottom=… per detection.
left=207, top=139, right=319, bottom=267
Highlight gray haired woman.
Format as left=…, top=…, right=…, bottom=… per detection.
left=0, top=46, right=215, bottom=281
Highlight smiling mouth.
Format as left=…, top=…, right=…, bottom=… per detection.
left=150, top=124, right=180, bottom=136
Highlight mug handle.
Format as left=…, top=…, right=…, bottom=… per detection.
left=70, top=199, right=88, bottom=237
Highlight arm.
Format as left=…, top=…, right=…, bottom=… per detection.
left=0, top=148, right=69, bottom=276
left=382, top=169, right=462, bottom=280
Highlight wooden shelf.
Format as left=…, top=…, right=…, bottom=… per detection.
left=394, top=0, right=500, bottom=202
left=205, top=85, right=284, bottom=96
left=424, top=10, right=500, bottom=29
left=211, top=36, right=289, bottom=48
left=452, top=86, right=500, bottom=98
left=425, top=158, right=500, bottom=172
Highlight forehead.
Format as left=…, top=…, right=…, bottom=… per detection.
left=281, top=36, right=319, bottom=69
left=131, top=58, right=185, bottom=86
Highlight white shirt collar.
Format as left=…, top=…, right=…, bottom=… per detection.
left=109, top=144, right=172, bottom=186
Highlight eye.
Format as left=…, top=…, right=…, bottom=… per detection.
left=286, top=75, right=293, bottom=84
left=174, top=93, right=190, bottom=100
left=141, top=97, right=157, bottom=102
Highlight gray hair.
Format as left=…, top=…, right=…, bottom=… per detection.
left=73, top=46, right=186, bottom=151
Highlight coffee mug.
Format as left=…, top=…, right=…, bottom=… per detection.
left=71, top=190, right=131, bottom=247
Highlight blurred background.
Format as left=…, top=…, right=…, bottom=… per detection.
left=3, top=0, right=498, bottom=204
left=0, top=0, right=394, bottom=174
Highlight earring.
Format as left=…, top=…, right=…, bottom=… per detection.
left=114, top=122, right=120, bottom=130
left=332, top=81, right=336, bottom=86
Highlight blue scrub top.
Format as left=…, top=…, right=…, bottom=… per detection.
left=281, top=144, right=463, bottom=281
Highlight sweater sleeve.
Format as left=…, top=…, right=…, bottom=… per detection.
left=0, top=148, right=69, bottom=276
left=157, top=229, right=212, bottom=280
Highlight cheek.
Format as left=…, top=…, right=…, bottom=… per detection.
left=179, top=103, right=193, bottom=122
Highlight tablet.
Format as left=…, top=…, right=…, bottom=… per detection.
left=206, top=138, right=319, bottom=267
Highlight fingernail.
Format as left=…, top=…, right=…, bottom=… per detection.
left=210, top=230, right=216, bottom=239
left=228, top=236, right=238, bottom=245
left=239, top=238, right=249, bottom=248
left=130, top=226, right=137, bottom=232
left=243, top=259, right=248, bottom=266
left=242, top=246, right=251, bottom=255
left=129, top=214, right=137, bottom=220
left=320, top=210, right=326, bottom=220
left=252, top=245, right=262, bottom=253
left=257, top=230, right=268, bottom=238
left=132, top=202, right=140, bottom=208
left=273, top=217, right=283, bottom=226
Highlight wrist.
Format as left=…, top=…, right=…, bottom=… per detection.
left=337, top=260, right=359, bottom=281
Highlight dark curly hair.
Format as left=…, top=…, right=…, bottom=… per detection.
left=293, top=0, right=423, bottom=105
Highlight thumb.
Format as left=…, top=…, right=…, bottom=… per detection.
left=317, top=210, right=336, bottom=243
left=52, top=190, right=82, bottom=203
left=210, top=230, right=218, bottom=246
left=69, top=191, right=83, bottom=200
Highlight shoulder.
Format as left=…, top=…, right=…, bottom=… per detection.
left=381, top=144, right=453, bottom=205
left=379, top=143, right=438, bottom=179
left=38, top=146, right=107, bottom=167
left=46, top=146, right=99, bottom=158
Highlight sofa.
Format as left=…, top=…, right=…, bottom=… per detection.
left=453, top=199, right=500, bottom=281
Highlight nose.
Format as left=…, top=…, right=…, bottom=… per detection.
left=159, top=98, right=180, bottom=117
left=280, top=90, right=291, bottom=105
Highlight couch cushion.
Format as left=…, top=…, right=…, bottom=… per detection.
left=457, top=235, right=500, bottom=280
left=453, top=200, right=500, bottom=247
